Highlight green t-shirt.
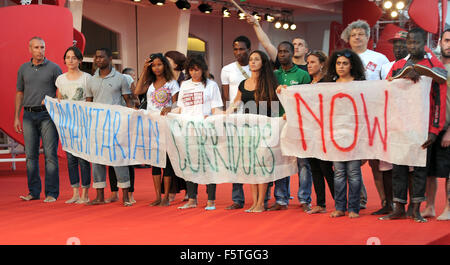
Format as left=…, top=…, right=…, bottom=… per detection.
left=274, top=64, right=311, bottom=115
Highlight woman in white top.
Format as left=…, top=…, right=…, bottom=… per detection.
left=174, top=55, right=223, bottom=210
left=55, top=46, right=92, bottom=204
left=135, top=53, right=180, bottom=206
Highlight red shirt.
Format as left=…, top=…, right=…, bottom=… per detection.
left=387, top=54, right=447, bottom=135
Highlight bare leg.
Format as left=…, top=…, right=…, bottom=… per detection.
left=252, top=183, right=268, bottom=212
left=370, top=160, right=386, bottom=204
left=421, top=176, right=437, bottom=217
left=105, top=191, right=119, bottom=203
left=87, top=188, right=105, bottom=205
left=159, top=176, right=171, bottom=206
left=128, top=192, right=136, bottom=204
left=246, top=184, right=258, bottom=212
left=76, top=187, right=89, bottom=204
left=437, top=178, right=450, bottom=221
left=122, top=188, right=132, bottom=206
left=149, top=174, right=162, bottom=206
left=65, top=187, right=80, bottom=204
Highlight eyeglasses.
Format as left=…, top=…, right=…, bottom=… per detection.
left=336, top=51, right=352, bottom=58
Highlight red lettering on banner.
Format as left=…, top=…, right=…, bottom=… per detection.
left=361, top=90, right=388, bottom=151
left=294, top=93, right=326, bottom=153
left=329, top=93, right=359, bottom=152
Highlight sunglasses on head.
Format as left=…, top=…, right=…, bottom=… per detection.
left=336, top=51, right=352, bottom=58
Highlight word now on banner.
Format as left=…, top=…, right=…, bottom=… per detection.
left=44, top=97, right=167, bottom=167
left=166, top=114, right=298, bottom=184
left=277, top=78, right=431, bottom=167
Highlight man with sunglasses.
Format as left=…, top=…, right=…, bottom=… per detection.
left=381, top=28, right=447, bottom=223
left=341, top=20, right=390, bottom=211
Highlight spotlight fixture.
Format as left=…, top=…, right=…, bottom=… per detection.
left=222, top=7, right=231, bottom=17
left=238, top=10, right=246, bottom=20
left=396, top=1, right=405, bottom=10
left=391, top=10, right=398, bottom=17
left=149, top=0, right=165, bottom=6
left=198, top=2, right=212, bottom=14
left=282, top=21, right=290, bottom=30
left=290, top=23, right=297, bottom=31
left=175, top=0, right=190, bottom=10
left=274, top=20, right=282, bottom=29
left=264, top=13, right=275, bottom=22
left=383, top=0, right=392, bottom=9
left=252, top=12, right=261, bottom=21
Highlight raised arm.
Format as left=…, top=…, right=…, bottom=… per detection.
left=134, top=58, right=151, bottom=95
left=246, top=14, right=277, bottom=62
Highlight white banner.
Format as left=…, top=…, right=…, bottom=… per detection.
left=45, top=97, right=167, bottom=167
left=166, top=114, right=298, bottom=184
left=277, top=78, right=431, bottom=167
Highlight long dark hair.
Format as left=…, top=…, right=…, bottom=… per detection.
left=250, top=50, right=278, bottom=104
left=145, top=53, right=174, bottom=85
left=184, top=55, right=209, bottom=85
left=325, top=49, right=366, bottom=81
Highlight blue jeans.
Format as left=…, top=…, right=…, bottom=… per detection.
left=333, top=160, right=362, bottom=213
left=232, top=183, right=245, bottom=206
left=22, top=110, right=59, bottom=198
left=92, top=164, right=130, bottom=189
left=274, top=176, right=290, bottom=205
left=66, top=152, right=91, bottom=188
left=297, top=158, right=312, bottom=205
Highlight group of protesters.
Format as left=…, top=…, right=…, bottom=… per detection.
left=15, top=15, right=449, bottom=222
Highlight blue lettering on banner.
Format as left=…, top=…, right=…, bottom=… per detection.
left=133, top=115, right=146, bottom=160
left=92, top=108, right=104, bottom=156
left=101, top=109, right=112, bottom=162
left=112, top=111, right=125, bottom=160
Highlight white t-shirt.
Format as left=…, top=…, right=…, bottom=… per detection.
left=358, top=49, right=390, bottom=81
left=221, top=61, right=251, bottom=105
left=380, top=61, right=395, bottom=80
left=55, top=72, right=91, bottom=101
left=177, top=79, right=223, bottom=116
left=146, top=79, right=180, bottom=111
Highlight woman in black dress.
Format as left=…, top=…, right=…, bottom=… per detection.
left=226, top=50, right=279, bottom=212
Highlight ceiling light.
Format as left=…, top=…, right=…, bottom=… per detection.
left=274, top=20, right=282, bottom=29
left=264, top=13, right=275, bottom=22
left=282, top=21, right=290, bottom=30
left=396, top=1, right=405, bottom=10
left=290, top=23, right=297, bottom=31
left=252, top=12, right=261, bottom=21
left=175, top=0, right=190, bottom=10
left=222, top=7, right=231, bottom=17
left=198, top=3, right=212, bottom=14
left=149, top=0, right=165, bottom=6
left=383, top=0, right=393, bottom=9
left=238, top=10, right=246, bottom=20
left=391, top=10, right=398, bottom=17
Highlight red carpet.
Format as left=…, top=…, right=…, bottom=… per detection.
left=0, top=154, right=448, bottom=245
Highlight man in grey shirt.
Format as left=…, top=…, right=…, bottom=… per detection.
left=85, top=47, right=135, bottom=207
left=15, top=36, right=62, bottom=203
